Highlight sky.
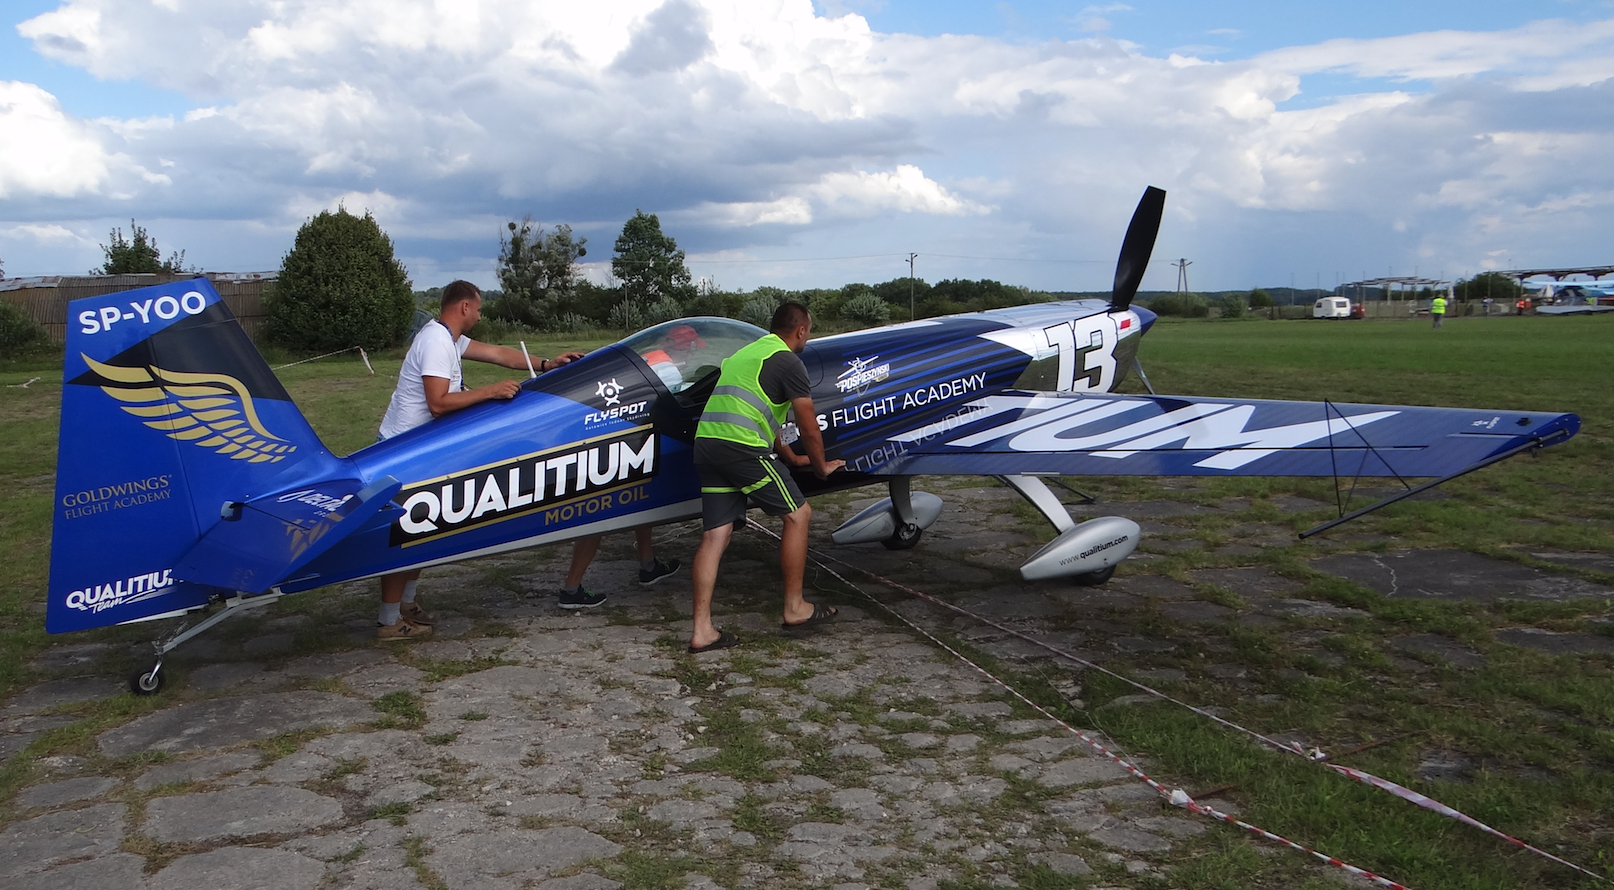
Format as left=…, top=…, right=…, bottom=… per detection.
left=2, top=1, right=1613, bottom=294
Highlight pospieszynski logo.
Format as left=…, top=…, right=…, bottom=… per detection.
left=390, top=428, right=658, bottom=545
left=65, top=568, right=175, bottom=613
left=596, top=379, right=624, bottom=406
left=836, top=356, right=891, bottom=393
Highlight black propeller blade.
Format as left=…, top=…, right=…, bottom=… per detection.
left=1109, top=186, right=1166, bottom=313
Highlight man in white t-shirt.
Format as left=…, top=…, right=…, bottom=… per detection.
left=374, top=280, right=583, bottom=640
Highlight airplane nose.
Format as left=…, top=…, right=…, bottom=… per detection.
left=1131, top=305, right=1157, bottom=334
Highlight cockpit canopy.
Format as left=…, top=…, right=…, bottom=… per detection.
left=618, top=317, right=765, bottom=396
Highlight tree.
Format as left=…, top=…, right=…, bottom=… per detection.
left=1454, top=272, right=1522, bottom=303
left=1247, top=288, right=1273, bottom=308
left=265, top=209, right=414, bottom=351
left=492, top=218, right=588, bottom=329
left=96, top=219, right=189, bottom=274
left=0, top=300, right=51, bottom=357
left=612, top=211, right=693, bottom=311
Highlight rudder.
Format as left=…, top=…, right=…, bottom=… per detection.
left=48, top=280, right=331, bottom=632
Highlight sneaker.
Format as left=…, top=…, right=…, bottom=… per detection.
left=375, top=618, right=432, bottom=641
left=638, top=557, right=682, bottom=586
left=558, top=586, right=607, bottom=610
left=400, top=601, right=435, bottom=625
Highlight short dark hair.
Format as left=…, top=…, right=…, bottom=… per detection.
left=770, top=301, right=810, bottom=335
left=441, top=280, right=481, bottom=309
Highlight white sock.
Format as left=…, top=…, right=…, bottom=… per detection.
left=379, top=602, right=402, bottom=625
left=401, top=580, right=418, bottom=604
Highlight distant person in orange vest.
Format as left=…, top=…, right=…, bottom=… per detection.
left=1430, top=294, right=1447, bottom=329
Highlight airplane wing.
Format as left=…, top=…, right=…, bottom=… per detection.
left=866, top=391, right=1579, bottom=478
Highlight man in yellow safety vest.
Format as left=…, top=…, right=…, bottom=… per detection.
left=1430, top=294, right=1447, bottom=329
left=687, top=302, right=844, bottom=653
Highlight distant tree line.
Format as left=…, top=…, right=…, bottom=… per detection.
left=464, top=209, right=1056, bottom=337
left=79, top=210, right=1541, bottom=356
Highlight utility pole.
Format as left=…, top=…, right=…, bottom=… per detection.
left=907, top=253, right=919, bottom=321
left=1172, top=258, right=1191, bottom=293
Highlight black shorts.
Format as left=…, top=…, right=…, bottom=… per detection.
left=695, top=438, right=806, bottom=530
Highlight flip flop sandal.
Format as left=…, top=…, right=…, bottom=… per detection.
left=688, top=630, right=739, bottom=654
left=782, top=601, right=837, bottom=632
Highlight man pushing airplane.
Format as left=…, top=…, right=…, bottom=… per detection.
left=687, top=302, right=845, bottom=653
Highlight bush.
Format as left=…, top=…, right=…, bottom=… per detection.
left=643, top=296, right=684, bottom=327
left=738, top=294, right=779, bottom=329
left=842, top=293, right=891, bottom=326
left=0, top=301, right=51, bottom=357
left=1145, top=292, right=1210, bottom=318
left=1214, top=293, right=1248, bottom=319
left=607, top=300, right=645, bottom=332
left=556, top=312, right=594, bottom=333
left=1248, top=288, right=1273, bottom=309
left=265, top=209, right=414, bottom=351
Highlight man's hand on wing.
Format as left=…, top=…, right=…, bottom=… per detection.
left=813, top=459, right=845, bottom=481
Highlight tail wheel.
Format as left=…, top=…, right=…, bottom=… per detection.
left=1072, top=566, right=1115, bottom=586
left=130, top=667, right=165, bottom=696
left=882, top=522, right=923, bottom=550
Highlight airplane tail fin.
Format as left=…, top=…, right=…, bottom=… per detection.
left=48, top=280, right=336, bottom=633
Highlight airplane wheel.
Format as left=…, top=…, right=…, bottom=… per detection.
left=882, top=522, right=923, bottom=550
left=129, top=667, right=165, bottom=696
left=1072, top=566, right=1115, bottom=586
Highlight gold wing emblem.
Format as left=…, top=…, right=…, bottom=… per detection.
left=81, top=354, right=298, bottom=464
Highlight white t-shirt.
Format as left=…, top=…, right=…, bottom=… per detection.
left=379, top=321, right=472, bottom=439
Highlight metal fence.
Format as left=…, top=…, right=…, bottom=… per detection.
left=0, top=273, right=275, bottom=341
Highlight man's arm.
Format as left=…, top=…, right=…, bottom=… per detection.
left=787, top=396, right=843, bottom=480
left=462, top=340, right=585, bottom=373
left=423, top=375, right=520, bottom=418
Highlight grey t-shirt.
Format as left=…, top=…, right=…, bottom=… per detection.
left=696, top=348, right=811, bottom=461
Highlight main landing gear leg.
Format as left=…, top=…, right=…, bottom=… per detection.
left=128, top=592, right=284, bottom=695
left=883, top=477, right=923, bottom=550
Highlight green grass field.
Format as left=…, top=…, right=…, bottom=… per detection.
left=2, top=312, right=1611, bottom=888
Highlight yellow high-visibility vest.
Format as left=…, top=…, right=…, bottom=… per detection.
left=696, top=334, right=792, bottom=449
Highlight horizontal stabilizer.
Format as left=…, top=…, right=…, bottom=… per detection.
left=175, top=476, right=401, bottom=594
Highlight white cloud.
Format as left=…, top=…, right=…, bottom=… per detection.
left=811, top=165, right=987, bottom=217
left=0, top=81, right=117, bottom=198
left=0, top=223, right=89, bottom=246
left=1, top=2, right=1612, bottom=288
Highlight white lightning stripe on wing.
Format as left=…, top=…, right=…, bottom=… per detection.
left=1008, top=401, right=1234, bottom=453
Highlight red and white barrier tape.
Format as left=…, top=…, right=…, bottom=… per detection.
left=746, top=520, right=1411, bottom=889
left=748, top=520, right=1607, bottom=885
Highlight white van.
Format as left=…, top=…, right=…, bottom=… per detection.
left=1313, top=297, right=1352, bottom=319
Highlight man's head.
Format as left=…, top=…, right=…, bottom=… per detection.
left=770, top=302, right=812, bottom=352
left=439, top=280, right=482, bottom=335
left=664, top=324, right=706, bottom=354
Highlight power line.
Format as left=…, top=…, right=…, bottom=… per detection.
left=644, top=252, right=1108, bottom=266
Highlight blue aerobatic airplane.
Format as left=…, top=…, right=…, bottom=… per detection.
left=48, top=188, right=1580, bottom=693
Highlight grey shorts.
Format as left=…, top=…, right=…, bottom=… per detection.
left=695, top=439, right=806, bottom=530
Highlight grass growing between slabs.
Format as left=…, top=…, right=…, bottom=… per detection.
left=4, top=314, right=1614, bottom=886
